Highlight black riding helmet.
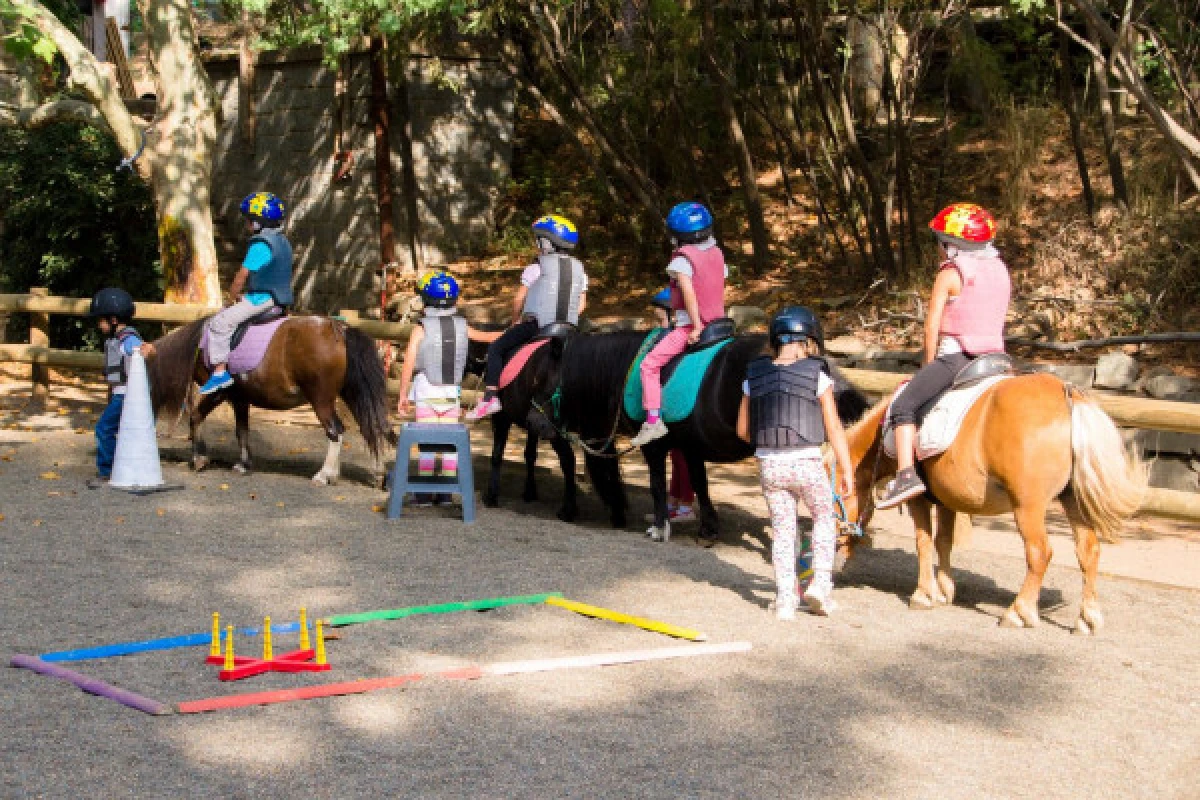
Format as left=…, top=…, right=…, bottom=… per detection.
left=770, top=305, right=823, bottom=350
left=89, top=288, right=136, bottom=323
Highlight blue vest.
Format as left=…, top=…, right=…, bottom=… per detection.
left=246, top=228, right=294, bottom=306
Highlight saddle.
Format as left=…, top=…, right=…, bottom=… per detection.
left=201, top=307, right=288, bottom=375
left=533, top=321, right=577, bottom=342
left=952, top=352, right=1013, bottom=388
left=623, top=328, right=735, bottom=424
left=230, top=305, right=287, bottom=351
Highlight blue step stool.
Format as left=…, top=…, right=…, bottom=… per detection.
left=387, top=423, right=476, bottom=523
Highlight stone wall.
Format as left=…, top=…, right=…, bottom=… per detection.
left=206, top=47, right=514, bottom=313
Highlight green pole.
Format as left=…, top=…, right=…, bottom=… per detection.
left=325, top=593, right=562, bottom=628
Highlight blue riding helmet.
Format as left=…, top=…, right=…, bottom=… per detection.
left=240, top=192, right=286, bottom=227
left=666, top=202, right=714, bottom=244
left=532, top=214, right=579, bottom=251
left=417, top=270, right=460, bottom=309
left=770, top=306, right=824, bottom=350
left=650, top=287, right=672, bottom=310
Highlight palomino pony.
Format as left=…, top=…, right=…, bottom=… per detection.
left=838, top=373, right=1146, bottom=634
left=148, top=316, right=394, bottom=486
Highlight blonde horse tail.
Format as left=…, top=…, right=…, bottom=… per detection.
left=1068, top=390, right=1148, bottom=542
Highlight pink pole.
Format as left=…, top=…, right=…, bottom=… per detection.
left=10, top=654, right=172, bottom=715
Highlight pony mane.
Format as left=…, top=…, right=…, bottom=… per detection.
left=558, top=330, right=647, bottom=428
left=146, top=317, right=209, bottom=418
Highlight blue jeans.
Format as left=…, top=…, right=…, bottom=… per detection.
left=95, top=393, right=125, bottom=478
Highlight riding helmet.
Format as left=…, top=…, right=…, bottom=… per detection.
left=770, top=306, right=823, bottom=350
left=89, top=287, right=136, bottom=322
left=531, top=214, right=579, bottom=251
left=417, top=270, right=460, bottom=309
left=665, top=202, right=714, bottom=244
left=929, top=202, right=996, bottom=250
left=240, top=192, right=286, bottom=227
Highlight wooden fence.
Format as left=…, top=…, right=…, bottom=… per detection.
left=2, top=290, right=1197, bottom=521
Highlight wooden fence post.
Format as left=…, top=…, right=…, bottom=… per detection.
left=27, top=286, right=49, bottom=408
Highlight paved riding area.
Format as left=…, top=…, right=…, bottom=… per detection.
left=1, top=384, right=1197, bottom=798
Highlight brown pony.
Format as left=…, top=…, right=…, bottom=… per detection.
left=837, top=373, right=1146, bottom=634
left=147, top=316, right=394, bottom=486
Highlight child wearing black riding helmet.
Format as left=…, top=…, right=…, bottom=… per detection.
left=87, top=288, right=155, bottom=488
left=737, top=306, right=853, bottom=619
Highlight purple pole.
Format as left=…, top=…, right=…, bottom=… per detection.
left=11, top=654, right=173, bottom=715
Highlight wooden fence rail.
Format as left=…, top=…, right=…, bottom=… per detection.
left=2, top=291, right=1197, bottom=522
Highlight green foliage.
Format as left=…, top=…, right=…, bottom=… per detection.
left=0, top=0, right=81, bottom=64
left=0, top=123, right=161, bottom=346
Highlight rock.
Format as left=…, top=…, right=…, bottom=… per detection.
left=1031, top=363, right=1095, bottom=388
left=728, top=305, right=768, bottom=331
left=825, top=335, right=870, bottom=357
left=1133, top=429, right=1200, bottom=457
left=1094, top=352, right=1139, bottom=390
left=1146, top=456, right=1199, bottom=492
left=1136, top=366, right=1176, bottom=393
left=1143, top=374, right=1198, bottom=401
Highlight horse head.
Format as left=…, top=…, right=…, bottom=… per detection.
left=831, top=396, right=895, bottom=566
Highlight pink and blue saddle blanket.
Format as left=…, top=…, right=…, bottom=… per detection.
left=199, top=317, right=287, bottom=375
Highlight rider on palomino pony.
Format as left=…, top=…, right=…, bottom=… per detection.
left=630, top=202, right=728, bottom=447
left=877, top=202, right=1011, bottom=509
left=200, top=192, right=293, bottom=396
left=468, top=214, right=588, bottom=420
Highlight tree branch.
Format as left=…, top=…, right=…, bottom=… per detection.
left=0, top=97, right=108, bottom=128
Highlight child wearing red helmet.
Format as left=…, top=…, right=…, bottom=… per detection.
left=877, top=203, right=1011, bottom=509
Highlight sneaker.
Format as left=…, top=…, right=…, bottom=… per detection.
left=199, top=371, right=234, bottom=396
left=467, top=396, right=502, bottom=421
left=645, top=519, right=672, bottom=543
left=876, top=466, right=927, bottom=510
left=770, top=594, right=798, bottom=621
left=803, top=583, right=837, bottom=616
left=670, top=505, right=695, bottom=522
left=630, top=418, right=669, bottom=447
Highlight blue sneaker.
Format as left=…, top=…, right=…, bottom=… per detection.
left=199, top=371, right=234, bottom=395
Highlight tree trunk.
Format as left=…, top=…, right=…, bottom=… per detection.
left=238, top=7, right=257, bottom=150
left=389, top=50, right=424, bottom=276
left=1057, top=29, right=1096, bottom=217
left=1085, top=19, right=1129, bottom=209
left=369, top=37, right=397, bottom=271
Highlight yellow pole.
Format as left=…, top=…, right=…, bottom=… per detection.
left=263, top=616, right=273, bottom=661
left=222, top=625, right=235, bottom=671
left=210, top=612, right=221, bottom=658
left=544, top=596, right=707, bottom=641
left=299, top=608, right=310, bottom=651
left=314, top=620, right=327, bottom=666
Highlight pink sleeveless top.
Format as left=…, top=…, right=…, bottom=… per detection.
left=669, top=244, right=726, bottom=326
left=939, top=253, right=1010, bottom=355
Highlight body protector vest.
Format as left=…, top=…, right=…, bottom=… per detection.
left=245, top=228, right=295, bottom=306
left=938, top=252, right=1010, bottom=355
left=669, top=244, right=726, bottom=326
left=417, top=311, right=469, bottom=387
left=746, top=356, right=827, bottom=449
left=104, top=327, right=141, bottom=387
left=522, top=253, right=586, bottom=328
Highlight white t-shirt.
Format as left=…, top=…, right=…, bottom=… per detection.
left=667, top=237, right=726, bottom=327
left=742, top=366, right=834, bottom=460
left=520, top=262, right=590, bottom=293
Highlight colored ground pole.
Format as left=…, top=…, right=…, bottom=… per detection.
left=325, top=593, right=562, bottom=628
left=545, top=597, right=707, bottom=641
left=39, top=621, right=305, bottom=663
left=10, top=654, right=173, bottom=715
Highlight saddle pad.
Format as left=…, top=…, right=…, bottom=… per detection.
left=200, top=317, right=286, bottom=375
left=623, top=330, right=733, bottom=424
left=498, top=338, right=551, bottom=390
left=883, top=374, right=1010, bottom=460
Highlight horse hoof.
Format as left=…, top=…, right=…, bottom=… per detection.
left=908, top=591, right=936, bottom=611
left=1074, top=607, right=1103, bottom=636
left=522, top=488, right=539, bottom=503
left=646, top=522, right=671, bottom=543
left=556, top=506, right=578, bottom=523
left=936, top=577, right=956, bottom=605
left=610, top=513, right=627, bottom=529
left=481, top=491, right=499, bottom=508
left=232, top=463, right=250, bottom=475
left=311, top=472, right=337, bottom=486
left=998, top=607, right=1037, bottom=628
left=192, top=456, right=209, bottom=472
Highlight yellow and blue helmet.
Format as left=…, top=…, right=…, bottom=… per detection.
left=532, top=214, right=579, bottom=250
left=240, top=192, right=286, bottom=226
left=417, top=270, right=460, bottom=309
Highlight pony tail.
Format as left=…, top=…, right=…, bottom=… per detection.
left=1069, top=393, right=1148, bottom=542
left=339, top=325, right=395, bottom=457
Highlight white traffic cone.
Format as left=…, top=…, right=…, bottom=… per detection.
left=109, top=350, right=165, bottom=491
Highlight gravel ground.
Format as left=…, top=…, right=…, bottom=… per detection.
left=0, top=404, right=1197, bottom=799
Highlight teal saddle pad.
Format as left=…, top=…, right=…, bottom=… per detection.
left=623, top=329, right=734, bottom=424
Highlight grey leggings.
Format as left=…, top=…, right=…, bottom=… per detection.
left=888, top=353, right=971, bottom=427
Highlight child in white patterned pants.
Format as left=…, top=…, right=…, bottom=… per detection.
left=737, top=307, right=854, bottom=619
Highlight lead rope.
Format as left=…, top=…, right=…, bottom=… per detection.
left=829, top=459, right=865, bottom=538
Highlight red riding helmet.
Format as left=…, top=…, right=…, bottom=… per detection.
left=929, top=203, right=996, bottom=247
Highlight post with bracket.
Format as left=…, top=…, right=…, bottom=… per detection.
left=27, top=287, right=49, bottom=409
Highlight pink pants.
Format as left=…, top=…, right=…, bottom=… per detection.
left=640, top=326, right=693, bottom=411
left=669, top=449, right=694, bottom=504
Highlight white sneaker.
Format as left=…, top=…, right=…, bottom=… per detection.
left=630, top=418, right=669, bottom=447
left=803, top=584, right=837, bottom=616
left=771, top=594, right=798, bottom=621
left=645, top=520, right=671, bottom=543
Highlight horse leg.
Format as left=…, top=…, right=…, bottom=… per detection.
left=1000, top=503, right=1053, bottom=628
left=642, top=441, right=671, bottom=542
left=550, top=434, right=578, bottom=523
left=908, top=497, right=940, bottom=610
left=1062, top=493, right=1104, bottom=635
left=189, top=393, right=225, bottom=472
left=683, top=450, right=718, bottom=546
left=522, top=428, right=540, bottom=503
left=310, top=397, right=346, bottom=486
left=482, top=415, right=511, bottom=508
left=933, top=505, right=958, bottom=605
left=231, top=395, right=252, bottom=475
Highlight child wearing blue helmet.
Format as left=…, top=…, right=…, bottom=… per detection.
left=468, top=214, right=588, bottom=420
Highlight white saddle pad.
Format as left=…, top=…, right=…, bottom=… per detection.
left=883, top=375, right=1010, bottom=461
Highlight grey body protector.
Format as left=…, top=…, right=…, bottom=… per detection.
left=245, top=228, right=295, bottom=306
left=104, top=327, right=141, bottom=388
left=417, top=311, right=469, bottom=387
left=746, top=356, right=827, bottom=449
left=522, top=253, right=586, bottom=328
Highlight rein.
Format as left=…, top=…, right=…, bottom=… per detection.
left=829, top=458, right=865, bottom=538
